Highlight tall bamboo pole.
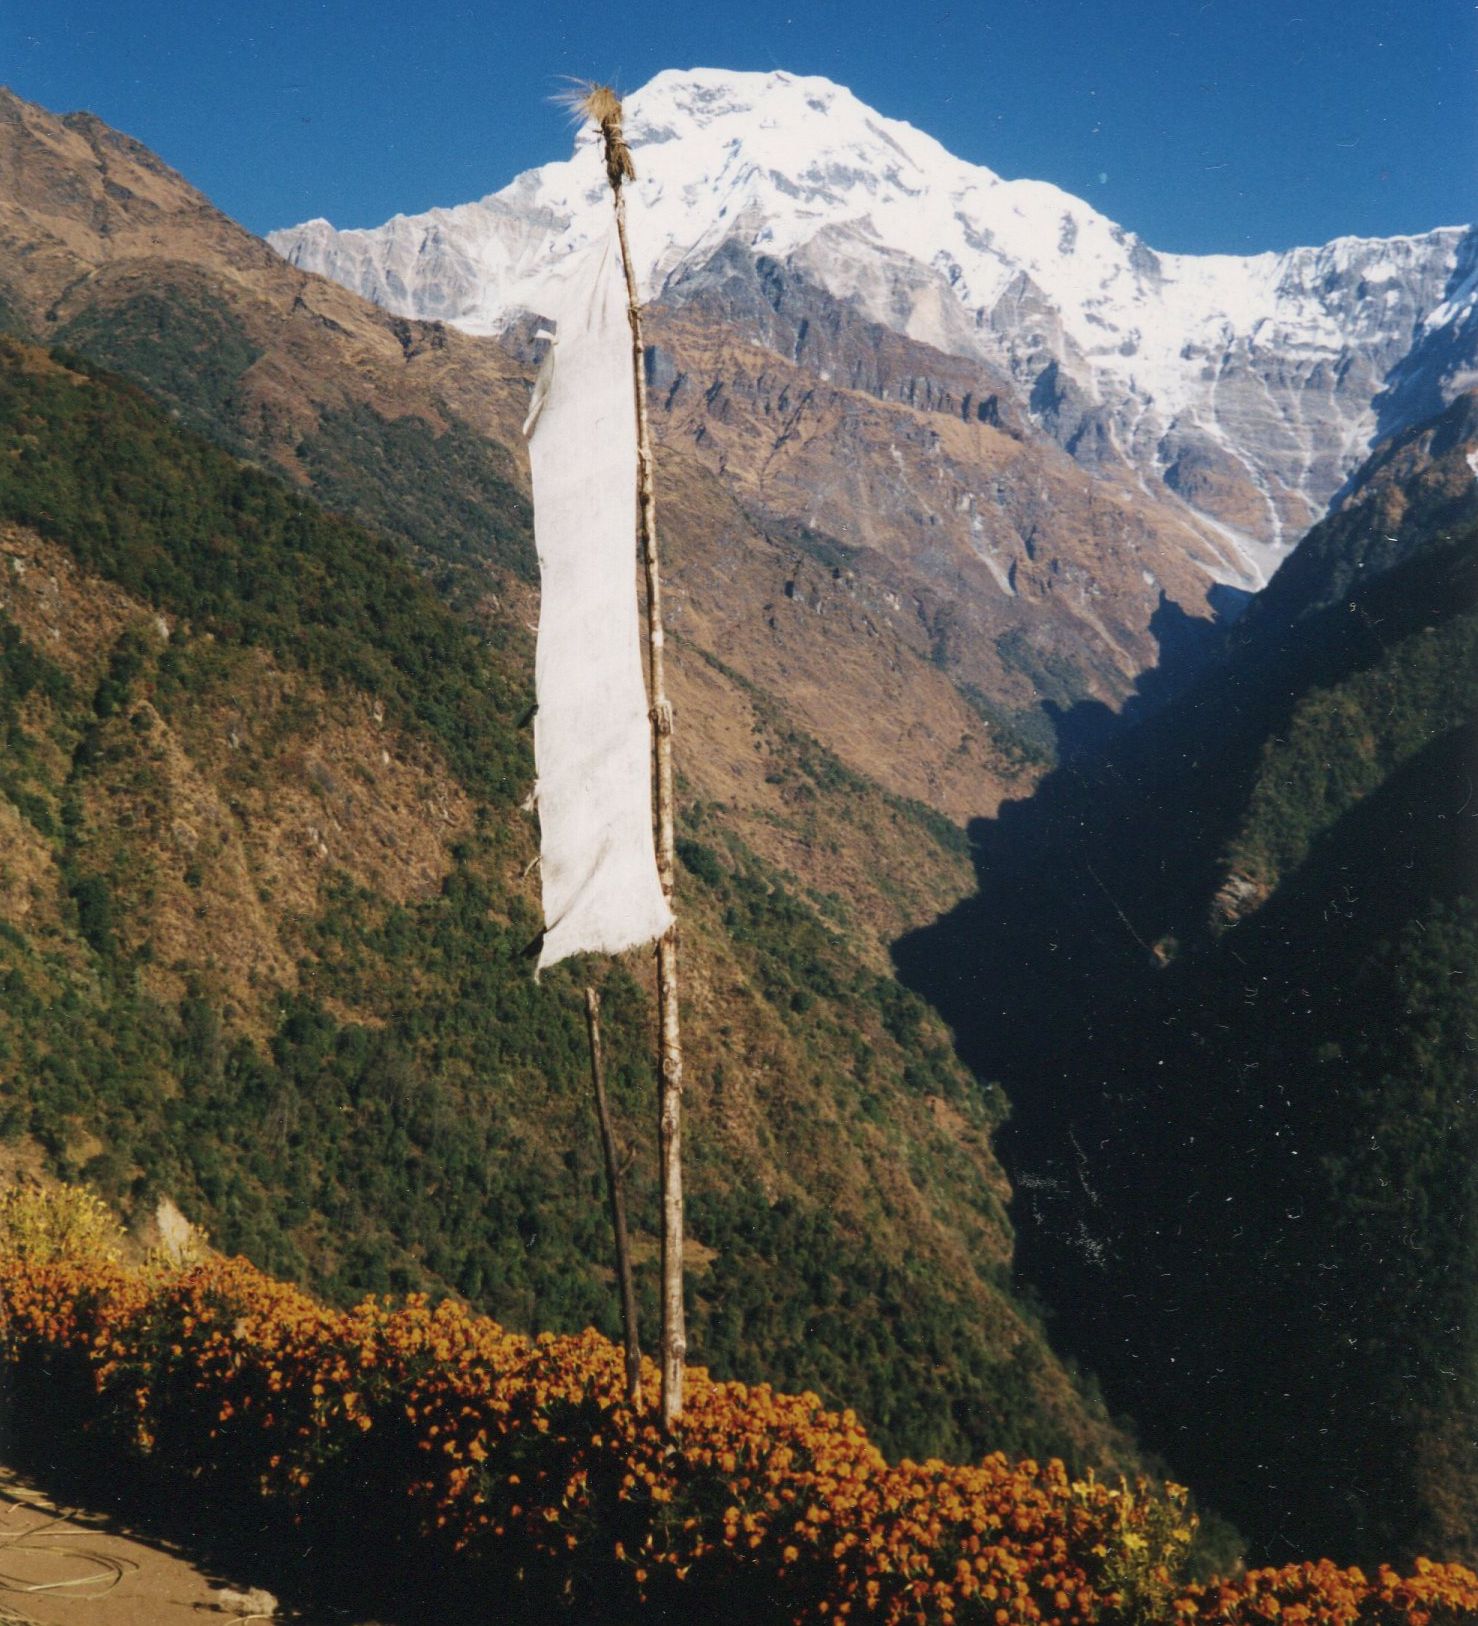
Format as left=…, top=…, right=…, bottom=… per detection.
left=584, top=986, right=642, bottom=1407
left=584, top=86, right=686, bottom=1430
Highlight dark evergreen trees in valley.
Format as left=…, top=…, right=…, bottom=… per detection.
left=896, top=393, right=1478, bottom=1563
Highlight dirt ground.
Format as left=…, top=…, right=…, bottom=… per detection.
left=0, top=1467, right=376, bottom=1626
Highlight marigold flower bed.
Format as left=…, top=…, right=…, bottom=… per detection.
left=1, top=1251, right=1473, bottom=1624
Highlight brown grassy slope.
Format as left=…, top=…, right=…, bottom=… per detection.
left=0, top=519, right=475, bottom=1023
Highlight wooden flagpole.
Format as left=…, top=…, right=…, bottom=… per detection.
left=583, top=86, right=687, bottom=1430
left=584, top=985, right=642, bottom=1407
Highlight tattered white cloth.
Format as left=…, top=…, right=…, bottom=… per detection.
left=523, top=219, right=672, bottom=972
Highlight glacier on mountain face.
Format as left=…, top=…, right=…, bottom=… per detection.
left=269, top=67, right=1476, bottom=580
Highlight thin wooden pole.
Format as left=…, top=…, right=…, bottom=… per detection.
left=587, top=87, right=687, bottom=1431
left=584, top=986, right=642, bottom=1407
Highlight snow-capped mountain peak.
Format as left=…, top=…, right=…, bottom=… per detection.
left=273, top=67, right=1155, bottom=344
left=270, top=67, right=1476, bottom=574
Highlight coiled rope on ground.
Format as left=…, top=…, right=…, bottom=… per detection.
left=0, top=1485, right=135, bottom=1622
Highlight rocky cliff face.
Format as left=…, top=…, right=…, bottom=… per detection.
left=271, top=67, right=1476, bottom=577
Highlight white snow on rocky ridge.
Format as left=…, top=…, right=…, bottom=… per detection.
left=270, top=68, right=1477, bottom=580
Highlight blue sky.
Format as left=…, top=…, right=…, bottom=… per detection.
left=6, top=0, right=1473, bottom=255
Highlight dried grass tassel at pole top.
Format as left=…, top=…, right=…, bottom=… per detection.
left=578, top=83, right=688, bottom=1433
left=581, top=85, right=637, bottom=191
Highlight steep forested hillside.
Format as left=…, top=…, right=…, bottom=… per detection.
left=0, top=339, right=1133, bottom=1474
left=897, top=395, right=1478, bottom=1561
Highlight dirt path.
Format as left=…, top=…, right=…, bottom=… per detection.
left=0, top=1467, right=341, bottom=1625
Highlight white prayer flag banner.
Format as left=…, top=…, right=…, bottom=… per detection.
left=523, top=220, right=673, bottom=971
